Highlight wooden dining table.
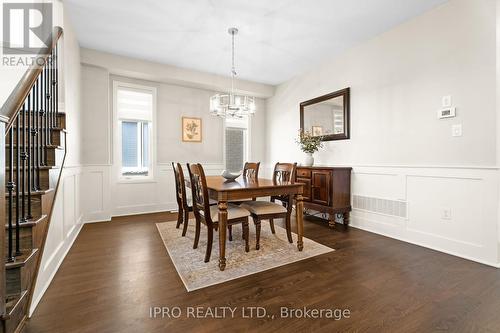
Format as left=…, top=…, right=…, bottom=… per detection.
left=201, top=176, right=305, bottom=271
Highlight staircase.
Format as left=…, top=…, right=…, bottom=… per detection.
left=0, top=27, right=65, bottom=333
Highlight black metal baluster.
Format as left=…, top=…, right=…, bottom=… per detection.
left=21, top=100, right=27, bottom=224
left=44, top=58, right=49, bottom=164
left=55, top=44, right=59, bottom=125
left=7, top=126, right=15, bottom=262
left=41, top=62, right=45, bottom=166
left=32, top=79, right=37, bottom=191
left=24, top=87, right=35, bottom=220
left=48, top=54, right=53, bottom=141
left=15, top=115, right=20, bottom=255
left=27, top=86, right=33, bottom=220
left=35, top=75, right=40, bottom=190
left=37, top=75, right=41, bottom=183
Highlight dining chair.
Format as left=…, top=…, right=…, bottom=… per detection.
left=242, top=162, right=260, bottom=179
left=228, top=162, right=261, bottom=240
left=173, top=162, right=218, bottom=237
left=187, top=163, right=251, bottom=263
left=172, top=162, right=192, bottom=237
left=220, top=160, right=257, bottom=239
left=240, top=162, right=297, bottom=250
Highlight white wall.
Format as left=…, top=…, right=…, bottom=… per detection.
left=266, top=0, right=500, bottom=266
left=80, top=52, right=269, bottom=221
left=497, top=0, right=500, bottom=258
left=30, top=1, right=83, bottom=314
left=80, top=48, right=275, bottom=99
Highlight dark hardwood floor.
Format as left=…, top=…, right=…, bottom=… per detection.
left=24, top=212, right=500, bottom=333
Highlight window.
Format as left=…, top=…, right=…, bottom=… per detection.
left=121, top=121, right=149, bottom=175
left=224, top=117, right=249, bottom=172
left=115, top=84, right=155, bottom=178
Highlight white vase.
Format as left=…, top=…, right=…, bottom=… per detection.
left=304, top=153, right=314, bottom=166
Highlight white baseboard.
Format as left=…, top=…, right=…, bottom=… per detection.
left=350, top=215, right=500, bottom=268
left=83, top=211, right=112, bottom=223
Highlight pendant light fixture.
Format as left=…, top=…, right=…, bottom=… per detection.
left=210, top=27, right=256, bottom=118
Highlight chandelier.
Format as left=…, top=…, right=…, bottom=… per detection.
left=210, top=27, right=256, bottom=118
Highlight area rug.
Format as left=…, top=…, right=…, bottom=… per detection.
left=156, top=219, right=334, bottom=291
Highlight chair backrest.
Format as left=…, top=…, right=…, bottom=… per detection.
left=172, top=162, right=182, bottom=206
left=187, top=163, right=212, bottom=223
left=273, top=162, right=297, bottom=184
left=172, top=163, right=188, bottom=209
left=243, top=162, right=260, bottom=180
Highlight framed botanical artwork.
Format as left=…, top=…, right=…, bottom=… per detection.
left=312, top=126, right=323, bottom=137
left=182, top=117, right=202, bottom=142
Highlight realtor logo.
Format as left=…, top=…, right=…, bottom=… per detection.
left=2, top=3, right=52, bottom=54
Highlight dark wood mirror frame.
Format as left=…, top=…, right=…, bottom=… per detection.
left=300, top=87, right=350, bottom=141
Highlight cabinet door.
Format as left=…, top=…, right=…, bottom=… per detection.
left=296, top=177, right=311, bottom=201
left=311, top=171, right=331, bottom=205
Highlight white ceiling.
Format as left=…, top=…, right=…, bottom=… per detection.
left=65, top=0, right=448, bottom=85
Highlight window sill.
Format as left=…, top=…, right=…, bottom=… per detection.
left=117, top=177, right=157, bottom=184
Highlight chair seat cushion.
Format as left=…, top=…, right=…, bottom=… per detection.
left=200, top=204, right=250, bottom=222
left=240, top=201, right=287, bottom=215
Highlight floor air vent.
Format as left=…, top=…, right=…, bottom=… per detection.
left=353, top=195, right=407, bottom=218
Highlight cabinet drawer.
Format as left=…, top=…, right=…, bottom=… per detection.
left=296, top=168, right=311, bottom=178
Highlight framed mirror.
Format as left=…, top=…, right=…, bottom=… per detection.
left=300, top=88, right=350, bottom=141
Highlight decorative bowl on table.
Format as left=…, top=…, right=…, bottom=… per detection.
left=221, top=170, right=241, bottom=181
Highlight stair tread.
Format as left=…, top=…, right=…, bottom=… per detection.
left=5, top=248, right=38, bottom=269
left=1, top=290, right=28, bottom=320
left=6, top=188, right=54, bottom=197
left=5, top=214, right=47, bottom=229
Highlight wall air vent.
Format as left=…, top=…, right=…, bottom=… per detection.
left=353, top=195, right=407, bottom=218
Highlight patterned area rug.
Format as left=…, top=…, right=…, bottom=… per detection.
left=156, top=219, right=334, bottom=291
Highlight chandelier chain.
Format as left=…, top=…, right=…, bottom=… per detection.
left=231, top=29, right=236, bottom=94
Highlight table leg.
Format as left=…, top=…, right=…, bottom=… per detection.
left=295, top=194, right=304, bottom=251
left=218, top=201, right=228, bottom=271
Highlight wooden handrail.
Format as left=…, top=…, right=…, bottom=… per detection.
left=0, top=26, right=63, bottom=131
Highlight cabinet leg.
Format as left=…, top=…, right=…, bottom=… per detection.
left=328, top=214, right=335, bottom=228
left=343, top=212, right=350, bottom=228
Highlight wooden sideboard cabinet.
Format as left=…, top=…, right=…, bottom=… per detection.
left=295, top=166, right=352, bottom=228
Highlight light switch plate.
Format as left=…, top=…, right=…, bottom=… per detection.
left=452, top=124, right=462, bottom=137
left=437, top=107, right=456, bottom=119
left=442, top=95, right=452, bottom=108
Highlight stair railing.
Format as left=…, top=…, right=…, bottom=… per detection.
left=0, top=26, right=63, bottom=317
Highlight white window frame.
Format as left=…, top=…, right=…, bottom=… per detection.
left=223, top=117, right=251, bottom=171
left=113, top=81, right=157, bottom=183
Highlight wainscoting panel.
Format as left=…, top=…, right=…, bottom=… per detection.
left=78, top=163, right=500, bottom=266
left=352, top=171, right=404, bottom=200
left=81, top=163, right=225, bottom=220
left=406, top=175, right=483, bottom=247
left=81, top=166, right=111, bottom=222
left=63, top=175, right=76, bottom=237
left=31, top=166, right=84, bottom=315
left=350, top=166, right=500, bottom=267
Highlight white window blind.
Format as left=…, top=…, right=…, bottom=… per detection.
left=225, top=117, right=248, bottom=172
left=117, top=88, right=153, bottom=121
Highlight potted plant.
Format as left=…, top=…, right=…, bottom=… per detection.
left=296, top=130, right=324, bottom=166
